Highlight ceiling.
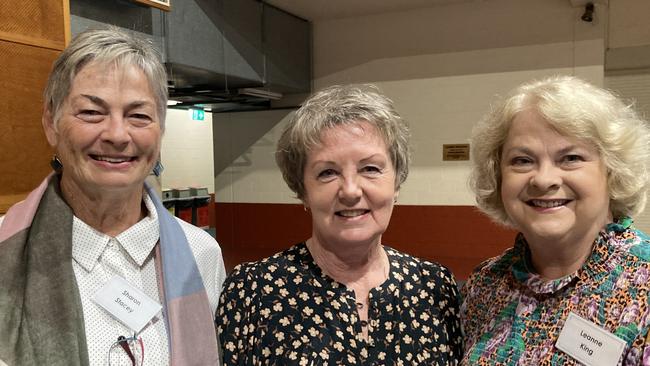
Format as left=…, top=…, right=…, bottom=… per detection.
left=263, top=0, right=477, bottom=21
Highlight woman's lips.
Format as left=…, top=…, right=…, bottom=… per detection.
left=90, top=154, right=136, bottom=163
left=335, top=209, right=370, bottom=218
left=526, top=199, right=572, bottom=208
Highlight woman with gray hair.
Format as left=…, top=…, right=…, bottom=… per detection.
left=217, top=85, right=462, bottom=365
left=0, top=28, right=226, bottom=365
left=461, top=76, right=650, bottom=365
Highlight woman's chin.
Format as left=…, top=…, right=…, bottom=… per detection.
left=322, top=231, right=384, bottom=248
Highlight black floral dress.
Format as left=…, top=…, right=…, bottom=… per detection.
left=216, top=243, right=462, bottom=365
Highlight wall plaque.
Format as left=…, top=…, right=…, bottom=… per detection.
left=443, top=144, right=470, bottom=161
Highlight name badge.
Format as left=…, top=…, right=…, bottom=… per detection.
left=93, top=275, right=162, bottom=333
left=556, top=312, right=626, bottom=366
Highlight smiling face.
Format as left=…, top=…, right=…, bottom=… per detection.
left=302, top=121, right=398, bottom=249
left=42, top=61, right=162, bottom=200
left=500, top=109, right=611, bottom=248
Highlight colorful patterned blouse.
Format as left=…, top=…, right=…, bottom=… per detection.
left=217, top=243, right=463, bottom=365
left=461, top=219, right=650, bottom=365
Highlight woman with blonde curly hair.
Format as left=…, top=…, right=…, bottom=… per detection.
left=462, top=75, right=650, bottom=365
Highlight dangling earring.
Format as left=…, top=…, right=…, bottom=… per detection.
left=50, top=155, right=63, bottom=172
left=152, top=161, right=164, bottom=177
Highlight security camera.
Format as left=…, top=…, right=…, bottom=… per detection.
left=581, top=2, right=594, bottom=22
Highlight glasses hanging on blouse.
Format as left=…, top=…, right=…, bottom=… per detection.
left=107, top=334, right=144, bottom=366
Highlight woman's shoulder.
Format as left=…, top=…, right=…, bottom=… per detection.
left=471, top=245, right=519, bottom=277
left=618, top=226, right=650, bottom=257
left=384, top=246, right=457, bottom=284
left=174, top=217, right=219, bottom=247
left=220, top=243, right=310, bottom=307
left=228, top=243, right=308, bottom=280
left=461, top=247, right=518, bottom=295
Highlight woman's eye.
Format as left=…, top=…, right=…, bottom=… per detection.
left=563, top=154, right=584, bottom=163
left=80, top=109, right=100, bottom=115
left=361, top=165, right=382, bottom=174
left=131, top=113, right=151, bottom=120
left=77, top=109, right=103, bottom=122
left=130, top=113, right=153, bottom=124
left=317, top=169, right=337, bottom=179
left=511, top=156, right=533, bottom=166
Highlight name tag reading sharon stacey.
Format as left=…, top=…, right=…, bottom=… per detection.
left=556, top=312, right=626, bottom=366
left=93, top=275, right=162, bottom=333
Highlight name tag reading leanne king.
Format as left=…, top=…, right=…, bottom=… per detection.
left=556, top=312, right=626, bottom=366
left=93, top=276, right=162, bottom=333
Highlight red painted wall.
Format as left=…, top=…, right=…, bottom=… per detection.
left=213, top=202, right=516, bottom=280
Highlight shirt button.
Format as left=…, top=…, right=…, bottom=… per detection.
left=360, top=320, right=368, bottom=327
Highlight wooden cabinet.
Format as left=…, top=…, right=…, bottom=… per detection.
left=0, top=0, right=69, bottom=213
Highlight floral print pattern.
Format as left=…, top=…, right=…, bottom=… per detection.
left=217, top=243, right=463, bottom=365
left=461, top=218, right=650, bottom=365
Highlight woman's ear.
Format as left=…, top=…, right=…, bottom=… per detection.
left=300, top=197, right=310, bottom=212
left=41, top=105, right=58, bottom=148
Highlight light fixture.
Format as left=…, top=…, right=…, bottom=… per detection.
left=581, top=2, right=594, bottom=22
left=167, top=99, right=180, bottom=106
left=238, top=88, right=283, bottom=100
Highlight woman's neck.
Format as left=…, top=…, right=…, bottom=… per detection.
left=523, top=213, right=612, bottom=280
left=305, top=236, right=388, bottom=289
left=306, top=235, right=390, bottom=341
left=526, top=232, right=598, bottom=280
left=60, top=177, right=146, bottom=237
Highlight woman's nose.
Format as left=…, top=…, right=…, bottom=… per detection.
left=338, top=175, right=362, bottom=203
left=101, top=114, right=131, bottom=146
left=529, top=163, right=562, bottom=191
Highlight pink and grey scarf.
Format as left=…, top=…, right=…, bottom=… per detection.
left=0, top=174, right=218, bottom=365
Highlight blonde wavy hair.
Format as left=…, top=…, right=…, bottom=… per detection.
left=470, top=75, right=650, bottom=225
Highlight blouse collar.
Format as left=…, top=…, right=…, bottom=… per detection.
left=297, top=242, right=399, bottom=292
left=511, top=218, right=633, bottom=295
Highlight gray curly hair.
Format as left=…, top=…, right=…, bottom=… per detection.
left=276, top=84, right=411, bottom=200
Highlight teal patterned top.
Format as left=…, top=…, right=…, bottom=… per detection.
left=461, top=218, right=650, bottom=365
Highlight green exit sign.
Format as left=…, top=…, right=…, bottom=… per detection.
left=191, top=109, right=205, bottom=121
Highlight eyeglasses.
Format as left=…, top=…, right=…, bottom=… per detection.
left=108, top=334, right=144, bottom=366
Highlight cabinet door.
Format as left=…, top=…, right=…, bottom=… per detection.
left=0, top=0, right=69, bottom=213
